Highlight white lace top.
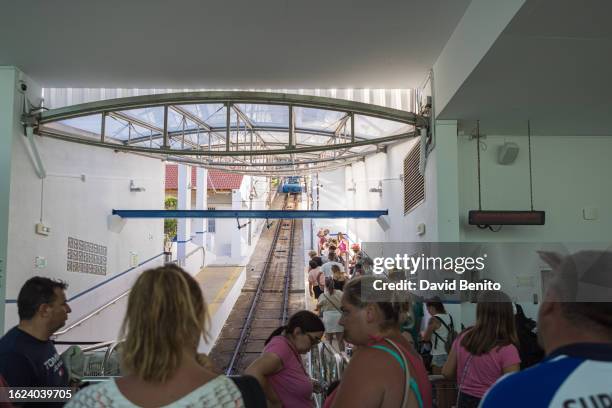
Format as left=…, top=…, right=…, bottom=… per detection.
left=65, top=375, right=244, bottom=408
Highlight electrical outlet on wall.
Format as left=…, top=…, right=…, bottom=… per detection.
left=35, top=223, right=51, bottom=236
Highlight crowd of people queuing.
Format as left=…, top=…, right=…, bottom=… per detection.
left=304, top=240, right=612, bottom=408
left=0, top=248, right=610, bottom=408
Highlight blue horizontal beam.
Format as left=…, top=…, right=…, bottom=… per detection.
left=112, top=209, right=388, bottom=219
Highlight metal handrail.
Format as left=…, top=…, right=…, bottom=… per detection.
left=185, top=245, right=205, bottom=268
left=53, top=290, right=130, bottom=337
left=173, top=245, right=205, bottom=266
left=101, top=341, right=122, bottom=376
left=308, top=340, right=349, bottom=407
left=81, top=340, right=115, bottom=353
left=50, top=252, right=166, bottom=337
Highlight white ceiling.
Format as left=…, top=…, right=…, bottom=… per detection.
left=0, top=0, right=470, bottom=89
left=439, top=0, right=612, bottom=136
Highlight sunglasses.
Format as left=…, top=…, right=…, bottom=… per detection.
left=306, top=333, right=322, bottom=347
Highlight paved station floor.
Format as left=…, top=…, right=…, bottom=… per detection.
left=194, top=265, right=244, bottom=317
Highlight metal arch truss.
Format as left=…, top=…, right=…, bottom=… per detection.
left=25, top=91, right=429, bottom=175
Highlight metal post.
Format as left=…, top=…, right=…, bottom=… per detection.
left=248, top=177, right=253, bottom=246
left=226, top=102, right=231, bottom=151
left=163, top=105, right=169, bottom=148
left=181, top=118, right=185, bottom=150
left=101, top=112, right=106, bottom=143
left=350, top=112, right=355, bottom=143
left=288, top=105, right=294, bottom=149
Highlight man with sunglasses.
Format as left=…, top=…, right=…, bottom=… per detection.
left=0, top=277, right=72, bottom=388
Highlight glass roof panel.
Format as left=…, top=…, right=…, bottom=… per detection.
left=294, top=107, right=346, bottom=133
left=104, top=116, right=129, bottom=139
left=296, top=133, right=330, bottom=147
left=104, top=115, right=154, bottom=141
left=354, top=115, right=414, bottom=139
left=177, top=104, right=235, bottom=128
left=34, top=92, right=422, bottom=174
left=235, top=104, right=288, bottom=128
left=56, top=114, right=102, bottom=136
left=167, top=108, right=200, bottom=133
left=255, top=130, right=287, bottom=145
left=120, top=107, right=164, bottom=128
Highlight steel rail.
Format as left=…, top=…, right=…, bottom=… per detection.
left=225, top=201, right=285, bottom=375
left=225, top=194, right=298, bottom=375
left=282, top=216, right=296, bottom=325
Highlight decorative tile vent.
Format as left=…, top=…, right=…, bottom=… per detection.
left=67, top=237, right=107, bottom=275
left=403, top=142, right=425, bottom=214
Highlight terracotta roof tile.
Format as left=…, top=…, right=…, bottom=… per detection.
left=207, top=169, right=243, bottom=190
left=165, top=165, right=243, bottom=191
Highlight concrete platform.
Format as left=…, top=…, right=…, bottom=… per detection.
left=194, top=265, right=244, bottom=317
left=195, top=265, right=246, bottom=354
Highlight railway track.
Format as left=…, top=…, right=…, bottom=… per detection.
left=209, top=194, right=303, bottom=374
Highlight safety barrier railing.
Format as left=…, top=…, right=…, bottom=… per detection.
left=59, top=340, right=123, bottom=378
left=308, top=341, right=349, bottom=407
left=49, top=252, right=166, bottom=338
left=173, top=245, right=205, bottom=267
left=53, top=291, right=131, bottom=337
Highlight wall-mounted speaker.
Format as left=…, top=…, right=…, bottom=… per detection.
left=498, top=142, right=519, bottom=165
left=108, top=214, right=127, bottom=233
left=377, top=215, right=391, bottom=231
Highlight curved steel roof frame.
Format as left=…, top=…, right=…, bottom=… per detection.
left=26, top=91, right=428, bottom=175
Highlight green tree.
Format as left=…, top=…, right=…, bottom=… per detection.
left=164, top=196, right=178, bottom=241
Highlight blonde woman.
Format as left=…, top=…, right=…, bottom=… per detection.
left=67, top=264, right=247, bottom=407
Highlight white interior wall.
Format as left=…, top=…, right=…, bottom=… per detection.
left=0, top=67, right=28, bottom=332
left=458, top=134, right=612, bottom=241
left=312, top=168, right=348, bottom=245
left=4, top=133, right=164, bottom=335
left=457, top=133, right=612, bottom=319
left=341, top=136, right=442, bottom=245
left=433, top=0, right=526, bottom=116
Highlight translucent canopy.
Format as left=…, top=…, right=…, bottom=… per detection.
left=32, top=91, right=426, bottom=175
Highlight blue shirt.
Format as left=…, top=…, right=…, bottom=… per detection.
left=480, top=343, right=612, bottom=408
left=0, top=326, right=69, bottom=387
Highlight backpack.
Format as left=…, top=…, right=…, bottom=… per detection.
left=230, top=375, right=267, bottom=408
left=514, top=304, right=545, bottom=369
left=433, top=314, right=458, bottom=354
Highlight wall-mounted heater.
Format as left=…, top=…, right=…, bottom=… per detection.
left=468, top=210, right=545, bottom=226
left=469, top=120, right=545, bottom=230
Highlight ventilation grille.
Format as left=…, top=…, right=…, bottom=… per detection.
left=207, top=207, right=216, bottom=233
left=404, top=143, right=425, bottom=214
